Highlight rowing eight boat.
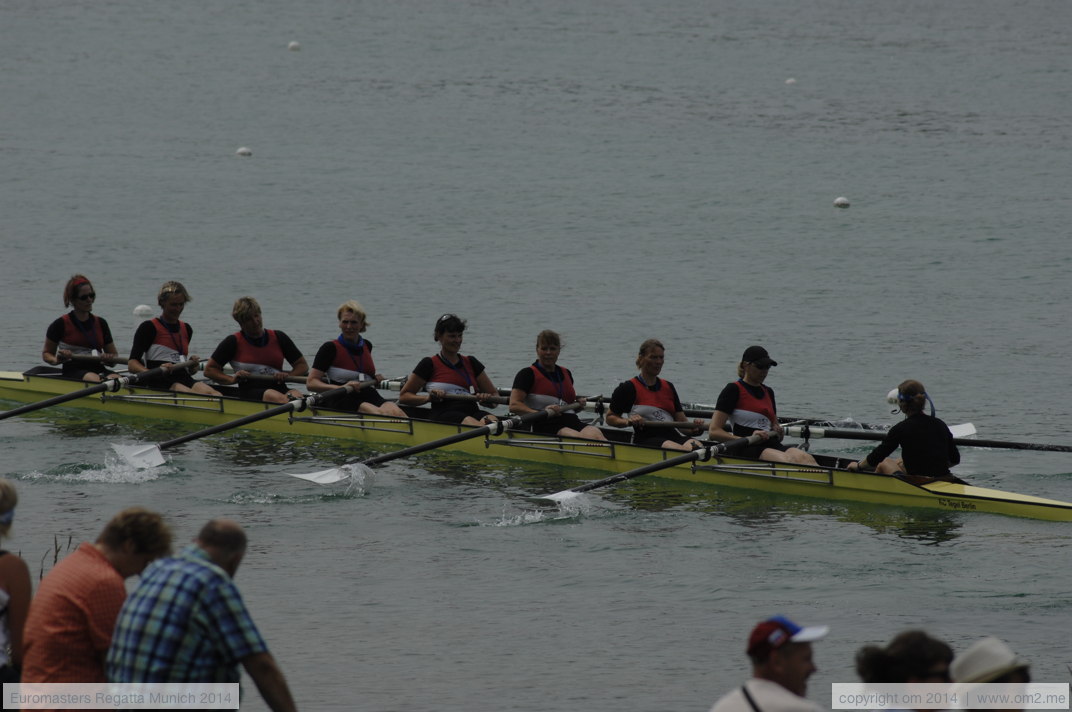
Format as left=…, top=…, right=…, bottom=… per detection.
left=2, top=369, right=1070, bottom=521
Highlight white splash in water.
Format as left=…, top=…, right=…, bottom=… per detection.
left=343, top=464, right=374, bottom=496
left=23, top=453, right=167, bottom=484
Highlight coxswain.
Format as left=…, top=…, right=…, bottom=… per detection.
left=847, top=379, right=960, bottom=480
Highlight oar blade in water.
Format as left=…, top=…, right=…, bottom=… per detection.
left=112, top=443, right=167, bottom=469
left=288, top=462, right=375, bottom=485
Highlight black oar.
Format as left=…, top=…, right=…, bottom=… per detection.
left=289, top=402, right=583, bottom=485
left=784, top=425, right=1072, bottom=454
left=541, top=433, right=764, bottom=502
left=113, top=382, right=371, bottom=468
left=0, top=360, right=196, bottom=422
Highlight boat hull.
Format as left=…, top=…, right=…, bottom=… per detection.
left=2, top=371, right=1070, bottom=521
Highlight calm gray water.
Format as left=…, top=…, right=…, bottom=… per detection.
left=2, top=1, right=1071, bottom=710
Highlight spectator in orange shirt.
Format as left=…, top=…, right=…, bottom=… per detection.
left=21, top=508, right=172, bottom=688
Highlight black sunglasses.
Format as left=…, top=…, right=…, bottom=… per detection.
left=77, top=293, right=97, bottom=301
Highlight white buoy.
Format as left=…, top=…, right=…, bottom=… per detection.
left=288, top=41, right=301, bottom=51
left=133, top=304, right=154, bottom=318
left=834, top=196, right=850, bottom=208
left=235, top=146, right=252, bottom=157
left=785, top=77, right=797, bottom=85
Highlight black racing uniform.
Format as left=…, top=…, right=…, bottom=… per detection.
left=862, top=412, right=960, bottom=476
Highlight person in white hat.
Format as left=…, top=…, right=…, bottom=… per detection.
left=952, top=636, right=1030, bottom=683
left=952, top=637, right=1030, bottom=712
left=709, top=615, right=829, bottom=712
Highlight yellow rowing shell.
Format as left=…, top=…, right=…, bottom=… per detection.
left=2, top=371, right=1070, bottom=522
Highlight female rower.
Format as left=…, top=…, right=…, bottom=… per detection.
left=606, top=338, right=703, bottom=451
left=127, top=281, right=221, bottom=396
left=0, top=480, right=31, bottom=685
left=203, top=296, right=308, bottom=404
left=509, top=330, right=607, bottom=441
left=708, top=345, right=818, bottom=464
left=398, top=313, right=499, bottom=426
left=307, top=301, right=406, bottom=417
left=42, top=275, right=121, bottom=382
left=847, top=379, right=960, bottom=480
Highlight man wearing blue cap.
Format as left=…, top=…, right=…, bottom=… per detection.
left=709, top=615, right=828, bottom=712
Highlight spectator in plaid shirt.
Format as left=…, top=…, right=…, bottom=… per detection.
left=106, top=519, right=296, bottom=712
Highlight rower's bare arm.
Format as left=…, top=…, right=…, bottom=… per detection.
left=398, top=373, right=431, bottom=406
left=42, top=337, right=62, bottom=365
left=708, top=411, right=734, bottom=442
left=203, top=359, right=234, bottom=385
left=306, top=368, right=332, bottom=393
left=606, top=410, right=630, bottom=428
left=476, top=372, right=498, bottom=402
left=127, top=358, right=146, bottom=374
left=288, top=356, right=310, bottom=379
left=509, top=388, right=534, bottom=414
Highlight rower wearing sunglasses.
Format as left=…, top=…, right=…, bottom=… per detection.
left=41, top=274, right=121, bottom=383
left=708, top=345, right=818, bottom=465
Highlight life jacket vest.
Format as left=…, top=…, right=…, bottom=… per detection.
left=144, top=318, right=188, bottom=364
left=57, top=313, right=106, bottom=354
left=523, top=363, right=576, bottom=409
left=230, top=330, right=285, bottom=375
left=426, top=354, right=479, bottom=395
left=324, top=338, right=377, bottom=383
left=628, top=376, right=677, bottom=422
left=729, top=380, right=776, bottom=432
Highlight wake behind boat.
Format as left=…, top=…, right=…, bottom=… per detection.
left=1, top=369, right=1070, bottom=522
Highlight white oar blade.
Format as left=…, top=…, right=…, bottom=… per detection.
left=541, top=489, right=582, bottom=503
left=111, top=443, right=167, bottom=469
left=288, top=467, right=350, bottom=485
left=950, top=423, right=976, bottom=438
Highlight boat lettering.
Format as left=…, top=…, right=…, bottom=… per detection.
left=938, top=498, right=978, bottom=511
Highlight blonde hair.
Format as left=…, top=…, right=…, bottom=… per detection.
left=157, top=281, right=192, bottom=307
left=337, top=300, right=369, bottom=330
left=231, top=296, right=261, bottom=324
left=0, top=479, right=17, bottom=538
left=635, top=338, right=664, bottom=369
